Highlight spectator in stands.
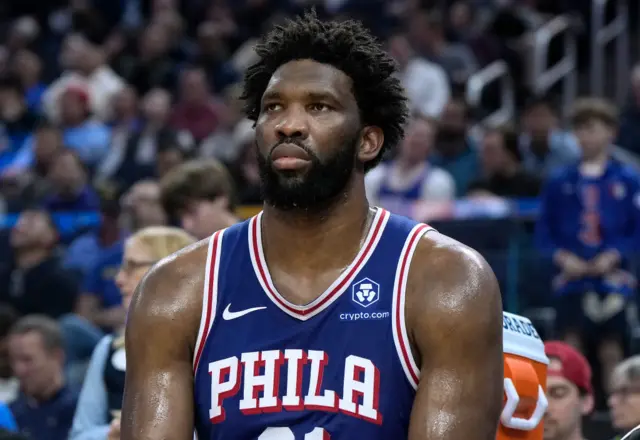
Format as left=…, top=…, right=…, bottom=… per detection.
left=11, top=50, right=46, bottom=113
left=0, top=209, right=78, bottom=318
left=446, top=1, right=501, bottom=66
left=229, top=126, right=264, bottom=206
left=160, top=159, right=237, bottom=239
left=96, top=87, right=193, bottom=191
left=0, top=307, right=19, bottom=403
left=64, top=195, right=123, bottom=280
left=200, top=83, right=254, bottom=165
left=2, top=120, right=63, bottom=187
left=107, top=86, right=141, bottom=148
left=519, top=96, right=581, bottom=177
left=4, top=122, right=63, bottom=211
left=7, top=86, right=111, bottom=175
left=430, top=95, right=480, bottom=195
left=0, top=404, right=16, bottom=432
left=543, top=341, right=594, bottom=440
left=121, top=180, right=168, bottom=232
left=45, top=150, right=100, bottom=213
left=616, top=63, right=640, bottom=157
left=468, top=124, right=541, bottom=198
left=56, top=83, right=111, bottom=167
left=64, top=180, right=167, bottom=382
left=156, top=141, right=188, bottom=180
left=486, top=0, right=542, bottom=94
left=3, top=17, right=39, bottom=62
left=169, top=66, right=220, bottom=143
left=0, top=76, right=38, bottom=172
left=408, top=10, right=479, bottom=84
left=43, top=35, right=124, bottom=123
left=366, top=117, right=455, bottom=215
left=191, top=21, right=240, bottom=93
left=536, top=98, right=640, bottom=401
left=386, top=32, right=450, bottom=119
left=8, top=316, right=78, bottom=440
left=608, top=355, right=640, bottom=438
left=70, top=226, right=195, bottom=440
left=116, top=23, right=176, bottom=95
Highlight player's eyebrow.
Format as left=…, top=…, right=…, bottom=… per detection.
left=261, top=90, right=281, bottom=103
left=304, top=90, right=341, bottom=104
left=261, top=89, right=342, bottom=106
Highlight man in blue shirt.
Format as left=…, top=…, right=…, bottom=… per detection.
left=45, top=150, right=100, bottom=214
left=0, top=77, right=38, bottom=173
left=8, top=316, right=78, bottom=440
left=536, top=98, right=640, bottom=401
left=519, top=96, right=581, bottom=177
left=0, top=403, right=17, bottom=431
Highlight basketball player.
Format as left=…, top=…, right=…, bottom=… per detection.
left=121, top=12, right=503, bottom=440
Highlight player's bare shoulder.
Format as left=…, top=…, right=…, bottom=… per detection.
left=126, top=237, right=211, bottom=352
left=405, top=229, right=503, bottom=357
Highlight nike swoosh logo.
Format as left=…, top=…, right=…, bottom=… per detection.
left=222, top=304, right=267, bottom=320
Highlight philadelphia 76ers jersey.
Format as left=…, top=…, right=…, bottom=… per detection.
left=192, top=208, right=434, bottom=440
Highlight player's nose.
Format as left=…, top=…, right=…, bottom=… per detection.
left=275, top=107, right=309, bottom=140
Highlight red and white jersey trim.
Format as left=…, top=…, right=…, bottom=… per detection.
left=193, top=229, right=225, bottom=373
left=392, top=223, right=433, bottom=390
left=249, top=208, right=390, bottom=321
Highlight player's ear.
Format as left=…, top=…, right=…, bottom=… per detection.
left=357, top=126, right=384, bottom=163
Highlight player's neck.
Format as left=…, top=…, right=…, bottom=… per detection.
left=261, top=181, right=371, bottom=266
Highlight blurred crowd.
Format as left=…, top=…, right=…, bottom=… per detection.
left=0, top=0, right=638, bottom=439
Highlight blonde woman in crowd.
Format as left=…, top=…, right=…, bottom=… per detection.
left=69, top=227, right=196, bottom=440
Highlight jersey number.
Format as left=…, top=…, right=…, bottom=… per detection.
left=259, top=427, right=329, bottom=439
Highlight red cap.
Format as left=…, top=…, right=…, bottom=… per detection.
left=63, top=83, right=90, bottom=106
left=544, top=341, right=592, bottom=394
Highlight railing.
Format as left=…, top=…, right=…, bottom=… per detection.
left=530, top=15, right=578, bottom=120
left=465, top=60, right=515, bottom=130
left=590, top=0, right=629, bottom=105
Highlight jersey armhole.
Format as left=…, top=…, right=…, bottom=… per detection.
left=391, top=223, right=434, bottom=390
left=193, top=230, right=225, bottom=374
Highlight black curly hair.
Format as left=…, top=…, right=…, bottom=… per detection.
left=241, top=10, right=409, bottom=171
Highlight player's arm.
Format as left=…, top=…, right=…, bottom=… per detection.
left=407, top=234, right=503, bottom=440
left=121, top=245, right=205, bottom=440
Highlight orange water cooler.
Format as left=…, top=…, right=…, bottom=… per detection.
left=499, top=312, right=549, bottom=440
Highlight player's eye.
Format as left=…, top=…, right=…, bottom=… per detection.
left=263, top=103, right=282, bottom=112
left=308, top=103, right=332, bottom=112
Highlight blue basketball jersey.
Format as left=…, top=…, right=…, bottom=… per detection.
left=193, top=208, right=434, bottom=440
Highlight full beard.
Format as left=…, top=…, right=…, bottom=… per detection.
left=256, top=134, right=360, bottom=213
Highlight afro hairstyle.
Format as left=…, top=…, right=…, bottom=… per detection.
left=241, top=10, right=409, bottom=171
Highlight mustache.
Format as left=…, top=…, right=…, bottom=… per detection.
left=269, top=138, right=313, bottom=157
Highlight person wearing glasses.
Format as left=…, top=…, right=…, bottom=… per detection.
left=69, top=227, right=195, bottom=440
left=609, top=355, right=640, bottom=440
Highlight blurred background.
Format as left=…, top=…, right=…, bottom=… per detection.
left=0, top=0, right=639, bottom=439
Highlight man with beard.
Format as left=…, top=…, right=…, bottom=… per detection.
left=121, top=11, right=503, bottom=440
left=543, top=341, right=594, bottom=440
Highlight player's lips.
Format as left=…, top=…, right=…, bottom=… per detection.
left=270, top=143, right=311, bottom=170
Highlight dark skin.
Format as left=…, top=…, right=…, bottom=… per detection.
left=122, top=59, right=503, bottom=440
